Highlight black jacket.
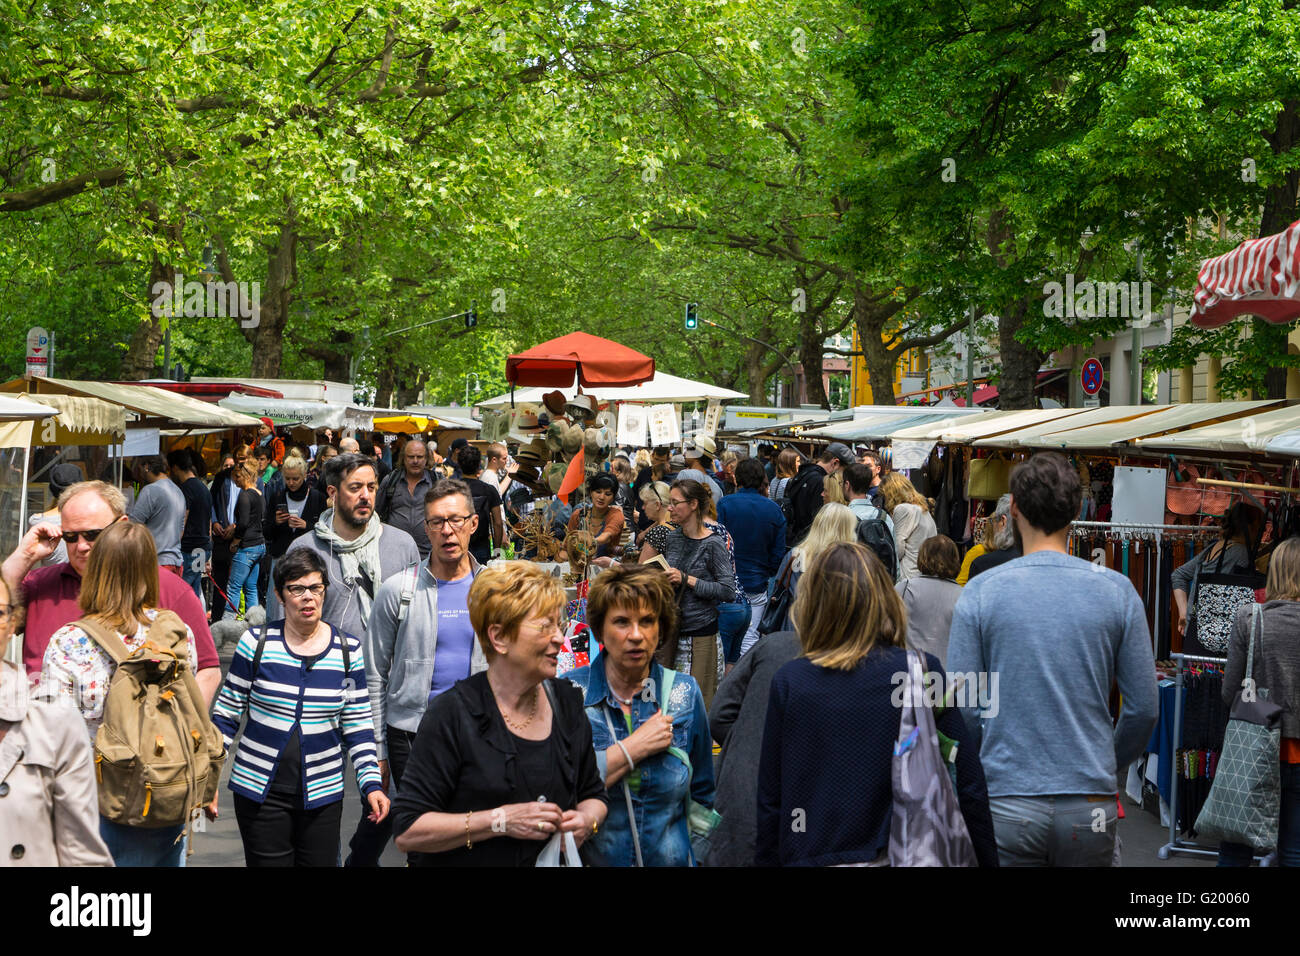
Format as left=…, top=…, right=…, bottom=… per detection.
left=787, top=462, right=827, bottom=545
left=262, top=483, right=326, bottom=558
left=392, top=671, right=608, bottom=866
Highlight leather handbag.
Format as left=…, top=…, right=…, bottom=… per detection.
left=1194, top=604, right=1283, bottom=850
left=1166, top=460, right=1203, bottom=516
left=1200, top=467, right=1233, bottom=517
left=966, top=457, right=1011, bottom=500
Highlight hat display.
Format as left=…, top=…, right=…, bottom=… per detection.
left=824, top=441, right=855, bottom=466
left=565, top=394, right=597, bottom=422
left=545, top=420, right=566, bottom=453
left=544, top=461, right=567, bottom=493
left=49, top=463, right=84, bottom=497
left=515, top=437, right=550, bottom=467
left=561, top=422, right=585, bottom=457
left=684, top=434, right=716, bottom=460
left=508, top=463, right=548, bottom=496
left=542, top=390, right=568, bottom=417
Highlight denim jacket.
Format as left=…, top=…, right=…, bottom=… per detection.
left=566, top=656, right=715, bottom=866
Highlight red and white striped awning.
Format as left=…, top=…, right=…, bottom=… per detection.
left=1190, top=219, right=1300, bottom=328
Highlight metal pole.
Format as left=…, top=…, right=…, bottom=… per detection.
left=965, top=304, right=975, bottom=407
left=1132, top=244, right=1144, bottom=404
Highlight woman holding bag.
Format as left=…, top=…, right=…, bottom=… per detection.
left=567, top=564, right=716, bottom=866
left=1172, top=502, right=1265, bottom=644
left=392, top=562, right=607, bottom=866
left=1215, top=537, right=1300, bottom=867
left=754, top=542, right=997, bottom=867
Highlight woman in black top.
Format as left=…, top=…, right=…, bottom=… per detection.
left=393, top=562, right=608, bottom=866
left=223, top=464, right=266, bottom=620
left=263, top=454, right=326, bottom=559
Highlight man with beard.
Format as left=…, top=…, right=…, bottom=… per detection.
left=265, top=453, right=419, bottom=645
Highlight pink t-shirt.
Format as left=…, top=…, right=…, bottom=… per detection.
left=21, top=562, right=219, bottom=676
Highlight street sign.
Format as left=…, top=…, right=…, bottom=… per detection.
left=1081, top=357, right=1104, bottom=396
left=26, top=326, right=51, bottom=378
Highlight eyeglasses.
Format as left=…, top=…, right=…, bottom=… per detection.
left=0, top=605, right=15, bottom=622
left=61, top=527, right=109, bottom=545
left=426, top=514, right=473, bottom=530
left=521, top=619, right=561, bottom=635
left=668, top=498, right=688, bottom=507
left=285, top=584, right=326, bottom=597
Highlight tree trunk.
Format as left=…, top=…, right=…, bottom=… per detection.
left=1258, top=97, right=1300, bottom=399
left=241, top=203, right=297, bottom=378
left=120, top=254, right=172, bottom=379
left=121, top=213, right=183, bottom=379
left=395, top=366, right=428, bottom=407
left=798, top=303, right=829, bottom=409
left=853, top=284, right=901, bottom=405
left=996, top=296, right=1043, bottom=409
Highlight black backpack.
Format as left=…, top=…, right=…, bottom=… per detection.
left=856, top=512, right=898, bottom=579
left=779, top=470, right=813, bottom=529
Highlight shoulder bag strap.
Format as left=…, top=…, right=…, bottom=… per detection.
left=659, top=667, right=677, bottom=716
left=250, top=626, right=269, bottom=683
left=599, top=704, right=643, bottom=867
left=75, top=617, right=133, bottom=665
left=338, top=625, right=351, bottom=677
left=1247, top=603, right=1263, bottom=693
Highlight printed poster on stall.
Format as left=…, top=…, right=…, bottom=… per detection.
left=647, top=403, right=680, bottom=447
left=617, top=403, right=649, bottom=447
left=701, top=400, right=723, bottom=439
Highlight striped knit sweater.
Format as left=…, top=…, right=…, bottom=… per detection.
left=211, top=621, right=383, bottom=809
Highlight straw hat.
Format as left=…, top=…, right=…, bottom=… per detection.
left=684, top=433, right=716, bottom=460
left=515, top=437, right=550, bottom=467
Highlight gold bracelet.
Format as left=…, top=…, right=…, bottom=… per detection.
left=465, top=810, right=473, bottom=850
left=591, top=819, right=599, bottom=837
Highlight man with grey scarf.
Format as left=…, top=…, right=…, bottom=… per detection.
left=266, top=453, right=420, bottom=649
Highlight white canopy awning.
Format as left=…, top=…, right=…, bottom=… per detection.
left=2, top=378, right=261, bottom=429
left=477, top=371, right=747, bottom=408
left=1012, top=400, right=1282, bottom=450
left=219, top=394, right=377, bottom=432
left=1136, top=403, right=1300, bottom=456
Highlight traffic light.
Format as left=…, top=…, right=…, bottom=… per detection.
left=464, top=302, right=478, bottom=329
left=685, top=302, right=698, bottom=330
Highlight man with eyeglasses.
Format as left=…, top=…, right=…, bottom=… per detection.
left=2, top=480, right=222, bottom=704
left=345, top=478, right=485, bottom=866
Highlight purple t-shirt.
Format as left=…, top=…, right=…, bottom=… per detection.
left=429, top=573, right=476, bottom=700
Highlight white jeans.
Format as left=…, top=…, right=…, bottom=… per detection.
left=739, top=591, right=769, bottom=658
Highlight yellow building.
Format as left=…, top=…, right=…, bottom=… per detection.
left=849, top=326, right=922, bottom=405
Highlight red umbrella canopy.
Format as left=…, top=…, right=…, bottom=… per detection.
left=505, top=331, right=655, bottom=388
left=1190, top=219, right=1300, bottom=328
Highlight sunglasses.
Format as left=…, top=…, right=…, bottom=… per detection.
left=61, top=526, right=110, bottom=545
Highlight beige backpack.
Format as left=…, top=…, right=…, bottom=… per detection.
left=77, top=611, right=226, bottom=829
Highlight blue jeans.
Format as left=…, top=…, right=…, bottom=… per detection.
left=989, top=794, right=1117, bottom=866
left=225, top=543, right=266, bottom=619
left=717, top=600, right=750, bottom=663
left=182, top=546, right=211, bottom=602
left=739, top=591, right=768, bottom=658
left=99, top=817, right=186, bottom=867
left=1217, top=763, right=1300, bottom=867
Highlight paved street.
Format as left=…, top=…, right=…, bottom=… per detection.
left=187, top=630, right=1213, bottom=868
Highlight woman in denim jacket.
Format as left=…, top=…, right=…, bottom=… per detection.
left=567, top=565, right=716, bottom=866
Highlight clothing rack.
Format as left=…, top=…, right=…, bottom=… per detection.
left=1071, top=520, right=1217, bottom=533
left=1155, top=653, right=1262, bottom=863
left=1196, top=477, right=1298, bottom=495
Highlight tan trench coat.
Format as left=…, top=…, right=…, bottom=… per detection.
left=0, top=661, right=112, bottom=866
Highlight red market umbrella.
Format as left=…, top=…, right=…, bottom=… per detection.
left=1190, top=219, right=1300, bottom=328
left=505, top=332, right=655, bottom=389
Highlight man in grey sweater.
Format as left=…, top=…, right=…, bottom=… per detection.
left=129, top=455, right=186, bottom=572
left=948, top=452, right=1157, bottom=867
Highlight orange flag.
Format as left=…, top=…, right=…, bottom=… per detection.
left=557, top=448, right=585, bottom=498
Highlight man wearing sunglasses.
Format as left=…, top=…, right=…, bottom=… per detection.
left=2, top=480, right=223, bottom=704
left=345, top=478, right=485, bottom=866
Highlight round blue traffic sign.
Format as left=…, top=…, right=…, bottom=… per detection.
left=1081, top=357, right=1104, bottom=396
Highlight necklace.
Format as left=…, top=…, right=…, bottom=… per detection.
left=500, top=685, right=540, bottom=732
